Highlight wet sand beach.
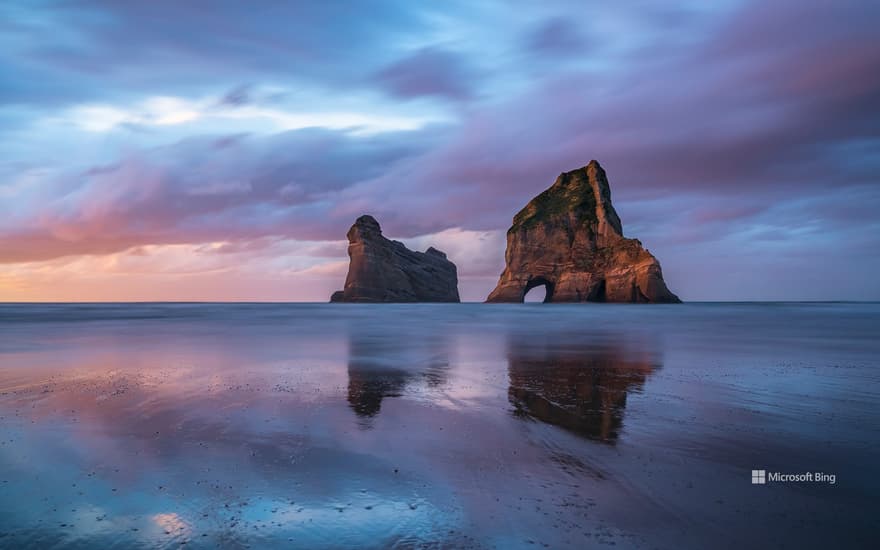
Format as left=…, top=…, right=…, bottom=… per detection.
left=1, top=303, right=878, bottom=549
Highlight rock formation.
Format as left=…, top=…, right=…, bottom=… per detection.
left=330, top=215, right=460, bottom=302
left=486, top=161, right=680, bottom=303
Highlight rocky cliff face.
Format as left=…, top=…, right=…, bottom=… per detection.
left=331, top=215, right=460, bottom=303
left=486, top=161, right=680, bottom=303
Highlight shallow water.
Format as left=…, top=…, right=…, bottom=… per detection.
left=0, top=303, right=878, bottom=549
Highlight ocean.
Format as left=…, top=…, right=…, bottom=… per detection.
left=1, top=303, right=878, bottom=549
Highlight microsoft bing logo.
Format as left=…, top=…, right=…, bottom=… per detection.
left=751, top=469, right=766, bottom=484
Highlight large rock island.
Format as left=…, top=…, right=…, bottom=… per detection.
left=486, top=161, right=680, bottom=303
left=330, top=215, right=460, bottom=303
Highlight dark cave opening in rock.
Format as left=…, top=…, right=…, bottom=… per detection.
left=588, top=279, right=607, bottom=302
left=523, top=277, right=554, bottom=303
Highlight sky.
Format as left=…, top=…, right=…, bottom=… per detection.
left=1, top=0, right=878, bottom=302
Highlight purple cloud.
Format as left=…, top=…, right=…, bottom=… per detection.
left=1, top=0, right=878, bottom=300
left=525, top=17, right=588, bottom=54
left=373, top=48, right=475, bottom=101
left=0, top=127, right=440, bottom=263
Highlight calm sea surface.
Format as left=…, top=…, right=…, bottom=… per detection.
left=0, top=303, right=878, bottom=549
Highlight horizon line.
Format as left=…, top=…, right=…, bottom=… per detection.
left=0, top=300, right=877, bottom=305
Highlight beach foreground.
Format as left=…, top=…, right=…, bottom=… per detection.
left=1, top=303, right=877, bottom=549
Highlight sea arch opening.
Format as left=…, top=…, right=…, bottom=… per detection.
left=522, top=277, right=555, bottom=303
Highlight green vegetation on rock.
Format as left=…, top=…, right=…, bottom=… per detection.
left=510, top=170, right=599, bottom=233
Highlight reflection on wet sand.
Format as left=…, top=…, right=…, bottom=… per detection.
left=0, top=350, right=464, bottom=548
left=507, top=336, right=660, bottom=443
left=2, top=303, right=878, bottom=549
left=346, top=329, right=450, bottom=420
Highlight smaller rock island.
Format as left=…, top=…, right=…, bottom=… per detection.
left=330, top=215, right=460, bottom=303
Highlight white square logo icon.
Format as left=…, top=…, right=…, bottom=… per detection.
left=751, top=469, right=766, bottom=484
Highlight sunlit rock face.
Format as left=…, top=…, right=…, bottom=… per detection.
left=486, top=161, right=680, bottom=303
left=331, top=215, right=460, bottom=302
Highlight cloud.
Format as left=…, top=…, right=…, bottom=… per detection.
left=49, top=94, right=441, bottom=136
left=373, top=48, right=476, bottom=101
left=402, top=228, right=506, bottom=278
left=0, top=126, right=443, bottom=263
left=0, top=0, right=433, bottom=106
left=66, top=97, right=202, bottom=132
left=0, top=237, right=353, bottom=301
left=218, top=84, right=252, bottom=107
left=341, top=0, right=880, bottom=231
left=525, top=17, right=588, bottom=55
